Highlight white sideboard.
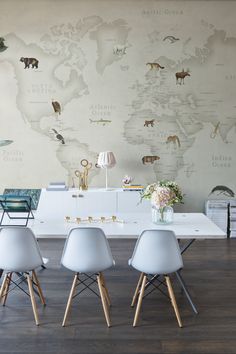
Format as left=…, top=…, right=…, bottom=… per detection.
left=36, top=188, right=150, bottom=220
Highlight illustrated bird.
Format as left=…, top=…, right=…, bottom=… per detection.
left=52, top=99, right=61, bottom=115
left=163, top=35, right=180, bottom=43
left=0, top=139, right=13, bottom=147
left=52, top=129, right=65, bottom=144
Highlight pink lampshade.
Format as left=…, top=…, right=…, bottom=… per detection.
left=97, top=151, right=116, bottom=169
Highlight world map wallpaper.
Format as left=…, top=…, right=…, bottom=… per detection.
left=0, top=0, right=236, bottom=211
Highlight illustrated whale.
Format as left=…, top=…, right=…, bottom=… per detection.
left=0, top=140, right=13, bottom=147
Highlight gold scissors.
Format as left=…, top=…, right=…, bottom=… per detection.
left=75, top=159, right=92, bottom=190
left=75, top=159, right=92, bottom=177
left=80, top=159, right=92, bottom=171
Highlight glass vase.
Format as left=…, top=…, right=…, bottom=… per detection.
left=151, top=205, right=174, bottom=224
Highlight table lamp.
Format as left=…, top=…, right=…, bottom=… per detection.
left=97, top=151, right=116, bottom=190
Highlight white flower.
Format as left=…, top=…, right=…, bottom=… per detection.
left=141, top=180, right=183, bottom=207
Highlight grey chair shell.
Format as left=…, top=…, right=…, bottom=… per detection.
left=61, top=227, right=114, bottom=273
left=0, top=226, right=44, bottom=272
left=130, top=229, right=183, bottom=275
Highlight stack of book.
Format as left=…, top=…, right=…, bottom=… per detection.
left=46, top=182, right=68, bottom=191
left=229, top=200, right=236, bottom=237
left=122, top=184, right=144, bottom=191
left=205, top=199, right=229, bottom=234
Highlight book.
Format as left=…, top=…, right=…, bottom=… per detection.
left=122, top=184, right=144, bottom=191
left=47, top=182, right=68, bottom=191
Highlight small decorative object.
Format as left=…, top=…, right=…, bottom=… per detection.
left=97, top=151, right=116, bottom=190
left=65, top=215, right=124, bottom=224
left=75, top=159, right=92, bottom=190
left=122, top=175, right=133, bottom=185
left=141, top=180, right=183, bottom=224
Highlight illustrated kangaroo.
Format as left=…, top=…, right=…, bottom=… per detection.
left=146, top=63, right=164, bottom=70
left=175, top=69, right=190, bottom=85
left=166, top=135, right=181, bottom=147
left=144, top=119, right=155, bottom=127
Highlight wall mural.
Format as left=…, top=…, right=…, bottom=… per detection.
left=0, top=0, right=236, bottom=211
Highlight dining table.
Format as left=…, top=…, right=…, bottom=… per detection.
left=0, top=212, right=226, bottom=314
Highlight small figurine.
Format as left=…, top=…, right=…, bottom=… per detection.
left=122, top=175, right=133, bottom=185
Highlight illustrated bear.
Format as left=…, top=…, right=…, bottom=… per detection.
left=20, top=57, right=39, bottom=69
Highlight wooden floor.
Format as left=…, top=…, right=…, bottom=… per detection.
left=1, top=238, right=236, bottom=354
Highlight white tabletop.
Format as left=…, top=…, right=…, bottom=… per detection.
left=28, top=213, right=226, bottom=239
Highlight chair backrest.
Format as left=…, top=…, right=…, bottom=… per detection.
left=0, top=227, right=43, bottom=272
left=130, top=230, right=183, bottom=275
left=61, top=227, right=114, bottom=273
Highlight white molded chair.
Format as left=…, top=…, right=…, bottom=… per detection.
left=0, top=227, right=46, bottom=325
left=129, top=230, right=183, bottom=327
left=61, top=227, right=115, bottom=327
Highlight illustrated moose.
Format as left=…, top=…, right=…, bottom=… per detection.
left=175, top=69, right=190, bottom=85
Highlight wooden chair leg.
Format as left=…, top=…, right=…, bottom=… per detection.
left=131, top=272, right=144, bottom=307
left=0, top=274, right=8, bottom=304
left=165, top=276, right=182, bottom=328
left=100, top=272, right=111, bottom=307
left=133, top=275, right=147, bottom=327
left=97, top=273, right=111, bottom=327
left=62, top=274, right=78, bottom=327
left=27, top=274, right=40, bottom=326
left=32, top=271, right=46, bottom=306
left=2, top=272, right=12, bottom=306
